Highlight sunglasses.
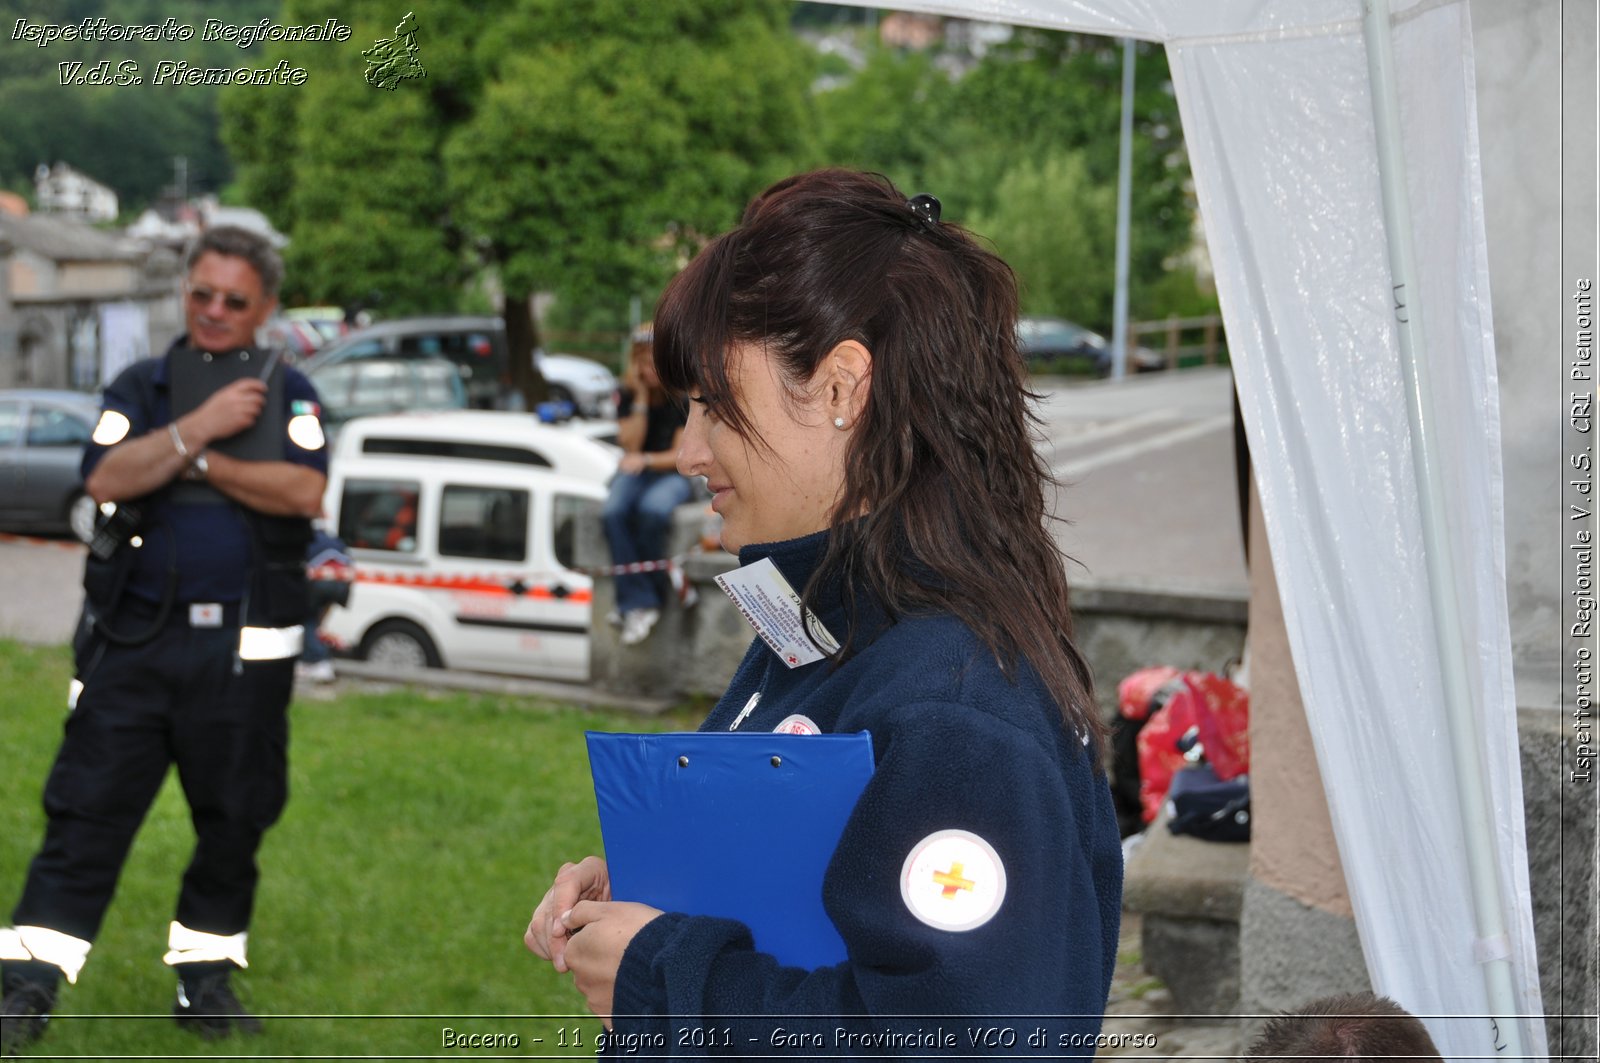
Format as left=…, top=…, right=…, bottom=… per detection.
left=186, top=285, right=254, bottom=313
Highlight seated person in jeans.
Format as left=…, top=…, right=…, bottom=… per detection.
left=603, top=325, right=690, bottom=646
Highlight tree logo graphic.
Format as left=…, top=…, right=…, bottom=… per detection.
left=363, top=12, right=426, bottom=90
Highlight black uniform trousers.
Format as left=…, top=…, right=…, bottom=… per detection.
left=12, top=600, right=293, bottom=946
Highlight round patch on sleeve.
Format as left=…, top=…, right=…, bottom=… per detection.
left=772, top=714, right=820, bottom=736
left=91, top=410, right=131, bottom=446
left=287, top=413, right=326, bottom=451
left=899, top=829, right=1007, bottom=932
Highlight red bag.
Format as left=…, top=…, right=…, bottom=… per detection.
left=1117, top=666, right=1184, bottom=722
left=1134, top=671, right=1250, bottom=824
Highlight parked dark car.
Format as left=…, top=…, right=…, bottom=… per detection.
left=1017, top=316, right=1166, bottom=376
left=0, top=389, right=101, bottom=542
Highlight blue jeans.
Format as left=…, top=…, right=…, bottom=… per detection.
left=602, top=472, right=694, bottom=613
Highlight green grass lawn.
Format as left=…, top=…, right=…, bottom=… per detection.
left=1, top=641, right=702, bottom=1058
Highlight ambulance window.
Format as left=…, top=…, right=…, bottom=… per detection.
left=439, top=485, right=528, bottom=562
left=552, top=494, right=600, bottom=571
left=339, top=478, right=421, bottom=554
left=361, top=438, right=552, bottom=467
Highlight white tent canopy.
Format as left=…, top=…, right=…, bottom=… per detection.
left=826, top=2, right=1543, bottom=1060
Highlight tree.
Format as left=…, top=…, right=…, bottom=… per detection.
left=0, top=0, right=276, bottom=211
left=932, top=34, right=1194, bottom=329
left=443, top=0, right=814, bottom=406
left=808, top=44, right=953, bottom=188
left=221, top=0, right=812, bottom=406
left=965, top=149, right=1116, bottom=326
left=223, top=1, right=516, bottom=312
left=801, top=29, right=1200, bottom=333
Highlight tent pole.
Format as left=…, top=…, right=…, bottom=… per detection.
left=1360, top=1, right=1527, bottom=1057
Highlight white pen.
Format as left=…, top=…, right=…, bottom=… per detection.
left=728, top=691, right=761, bottom=731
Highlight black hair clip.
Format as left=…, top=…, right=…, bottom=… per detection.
left=907, top=193, right=941, bottom=233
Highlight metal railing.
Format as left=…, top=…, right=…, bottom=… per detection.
left=1131, top=314, right=1228, bottom=369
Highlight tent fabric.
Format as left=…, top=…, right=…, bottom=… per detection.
left=826, top=1, right=1543, bottom=1059
left=1170, top=7, right=1539, bottom=1059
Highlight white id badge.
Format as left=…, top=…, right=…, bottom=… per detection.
left=714, top=557, right=840, bottom=669
left=189, top=603, right=223, bottom=628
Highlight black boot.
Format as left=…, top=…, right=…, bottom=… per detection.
left=1, top=963, right=59, bottom=1057
left=172, top=961, right=262, bottom=1040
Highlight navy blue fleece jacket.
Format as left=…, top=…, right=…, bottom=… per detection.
left=607, top=530, right=1123, bottom=1057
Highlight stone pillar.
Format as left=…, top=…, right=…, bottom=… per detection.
left=1237, top=485, right=1370, bottom=1034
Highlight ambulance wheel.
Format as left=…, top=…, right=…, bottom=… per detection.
left=361, top=620, right=442, bottom=670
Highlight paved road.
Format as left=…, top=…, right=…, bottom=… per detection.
left=0, top=534, right=84, bottom=646
left=0, top=367, right=1245, bottom=647
left=1038, top=366, right=1247, bottom=597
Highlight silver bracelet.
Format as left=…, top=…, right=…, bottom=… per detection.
left=168, top=422, right=190, bottom=460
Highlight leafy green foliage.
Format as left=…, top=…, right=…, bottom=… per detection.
left=942, top=36, right=1197, bottom=329
left=446, top=0, right=813, bottom=316
left=804, top=30, right=1205, bottom=333
left=0, top=0, right=279, bottom=212
left=279, top=65, right=458, bottom=312
left=967, top=149, right=1116, bottom=326
left=810, top=45, right=951, bottom=188
left=219, top=0, right=812, bottom=353
left=221, top=1, right=500, bottom=311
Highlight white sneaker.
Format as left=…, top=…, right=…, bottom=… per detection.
left=606, top=608, right=624, bottom=628
left=296, top=659, right=337, bottom=683
left=620, top=609, right=660, bottom=646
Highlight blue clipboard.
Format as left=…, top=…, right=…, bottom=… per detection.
left=586, top=730, right=875, bottom=970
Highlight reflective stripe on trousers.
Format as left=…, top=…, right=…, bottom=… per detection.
left=163, top=921, right=248, bottom=968
left=0, top=925, right=92, bottom=983
left=238, top=625, right=304, bottom=661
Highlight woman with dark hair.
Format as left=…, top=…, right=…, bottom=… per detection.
left=526, top=170, right=1122, bottom=1053
left=603, top=325, right=693, bottom=645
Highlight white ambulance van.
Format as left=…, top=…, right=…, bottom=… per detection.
left=319, top=412, right=617, bottom=681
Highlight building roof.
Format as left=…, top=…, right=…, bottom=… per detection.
left=0, top=211, right=140, bottom=263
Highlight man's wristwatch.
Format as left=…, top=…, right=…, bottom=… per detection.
left=184, top=451, right=210, bottom=481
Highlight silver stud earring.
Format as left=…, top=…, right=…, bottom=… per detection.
left=833, top=416, right=846, bottom=429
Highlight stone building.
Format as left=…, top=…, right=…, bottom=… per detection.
left=0, top=208, right=183, bottom=392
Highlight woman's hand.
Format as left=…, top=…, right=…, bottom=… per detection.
left=561, top=900, right=664, bottom=1028
left=525, top=857, right=611, bottom=972
left=618, top=452, right=650, bottom=475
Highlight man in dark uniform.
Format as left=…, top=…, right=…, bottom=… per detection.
left=0, top=226, right=327, bottom=1053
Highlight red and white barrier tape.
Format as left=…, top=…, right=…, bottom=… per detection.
left=307, top=550, right=712, bottom=606
left=0, top=532, right=86, bottom=551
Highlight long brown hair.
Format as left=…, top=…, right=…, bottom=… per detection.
left=625, top=325, right=667, bottom=407
left=655, top=169, right=1103, bottom=755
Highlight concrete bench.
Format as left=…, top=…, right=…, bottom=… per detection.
left=1121, top=810, right=1250, bottom=1014
left=575, top=504, right=745, bottom=699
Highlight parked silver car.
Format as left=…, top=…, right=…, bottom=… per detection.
left=304, top=356, right=469, bottom=443
left=535, top=349, right=618, bottom=420
left=0, top=389, right=101, bottom=542
left=301, top=316, right=618, bottom=418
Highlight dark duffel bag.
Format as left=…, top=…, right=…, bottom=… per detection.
left=1165, top=764, right=1250, bottom=843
